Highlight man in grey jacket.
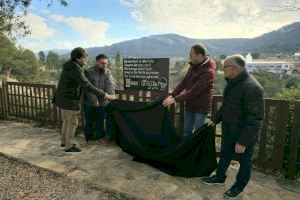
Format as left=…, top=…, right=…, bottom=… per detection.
left=83, top=54, right=116, bottom=146
left=202, top=54, right=264, bottom=199
left=53, top=48, right=116, bottom=153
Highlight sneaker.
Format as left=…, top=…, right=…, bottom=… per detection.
left=224, top=185, right=243, bottom=199
left=201, top=175, right=225, bottom=186
left=65, top=145, right=82, bottom=153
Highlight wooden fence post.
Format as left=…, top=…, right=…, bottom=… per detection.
left=2, top=81, right=9, bottom=120
left=271, top=100, right=289, bottom=170
left=287, top=101, right=300, bottom=179
left=0, top=84, right=3, bottom=120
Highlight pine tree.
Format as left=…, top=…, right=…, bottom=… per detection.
left=114, top=51, right=123, bottom=89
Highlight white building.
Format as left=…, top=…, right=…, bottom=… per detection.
left=245, top=53, right=293, bottom=75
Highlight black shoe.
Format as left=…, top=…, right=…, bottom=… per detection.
left=65, top=145, right=82, bottom=153
left=60, top=143, right=65, bottom=147
left=202, top=175, right=225, bottom=185
left=224, top=185, right=243, bottom=199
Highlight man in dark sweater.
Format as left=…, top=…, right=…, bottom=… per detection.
left=202, top=54, right=265, bottom=199
left=163, top=44, right=216, bottom=137
left=83, top=54, right=115, bottom=146
left=53, top=47, right=116, bottom=153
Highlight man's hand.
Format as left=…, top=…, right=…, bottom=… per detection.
left=105, top=93, right=117, bottom=100
left=162, top=96, right=175, bottom=107
left=235, top=143, right=246, bottom=154
left=207, top=120, right=215, bottom=127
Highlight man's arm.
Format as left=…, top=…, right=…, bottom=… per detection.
left=237, top=85, right=265, bottom=147
left=170, top=68, right=189, bottom=97
left=73, top=66, right=115, bottom=99
left=162, top=69, right=189, bottom=106
left=105, top=70, right=115, bottom=95
left=174, top=70, right=214, bottom=102
left=211, top=105, right=223, bottom=125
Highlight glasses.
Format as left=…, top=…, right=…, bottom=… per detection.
left=223, top=64, right=238, bottom=68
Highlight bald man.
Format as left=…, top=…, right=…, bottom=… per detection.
left=202, top=54, right=265, bottom=199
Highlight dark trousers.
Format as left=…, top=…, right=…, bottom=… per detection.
left=84, top=105, right=106, bottom=141
left=216, top=138, right=255, bottom=191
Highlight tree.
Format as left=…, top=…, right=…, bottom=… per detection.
left=252, top=70, right=283, bottom=97
left=13, top=48, right=41, bottom=82
left=284, top=76, right=300, bottom=89
left=46, top=51, right=61, bottom=70
left=0, top=0, right=68, bottom=37
left=38, top=51, right=46, bottom=64
left=0, top=34, right=19, bottom=75
left=215, top=60, right=223, bottom=71
left=252, top=53, right=260, bottom=59
left=45, top=51, right=66, bottom=82
left=219, top=55, right=227, bottom=60
left=169, top=60, right=188, bottom=89
left=113, top=51, right=123, bottom=89
left=0, top=34, right=50, bottom=83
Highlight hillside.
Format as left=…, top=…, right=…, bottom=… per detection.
left=54, top=22, right=300, bottom=58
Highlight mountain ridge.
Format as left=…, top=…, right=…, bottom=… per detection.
left=52, top=22, right=300, bottom=58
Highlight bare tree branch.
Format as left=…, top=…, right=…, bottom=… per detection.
left=262, top=0, right=300, bottom=12
left=0, top=0, right=68, bottom=38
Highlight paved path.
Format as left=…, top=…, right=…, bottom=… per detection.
left=0, top=121, right=299, bottom=200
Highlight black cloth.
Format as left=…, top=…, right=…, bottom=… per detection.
left=212, top=70, right=265, bottom=147
left=106, top=99, right=217, bottom=177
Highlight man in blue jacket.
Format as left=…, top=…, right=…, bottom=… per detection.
left=53, top=47, right=116, bottom=153
left=202, top=54, right=265, bottom=199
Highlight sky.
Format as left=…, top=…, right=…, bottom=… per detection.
left=17, top=0, right=300, bottom=52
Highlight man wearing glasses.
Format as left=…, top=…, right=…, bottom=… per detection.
left=53, top=48, right=116, bottom=153
left=202, top=54, right=265, bottom=199
left=83, top=54, right=116, bottom=147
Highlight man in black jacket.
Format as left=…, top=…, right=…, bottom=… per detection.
left=202, top=54, right=265, bottom=199
left=53, top=47, right=116, bottom=153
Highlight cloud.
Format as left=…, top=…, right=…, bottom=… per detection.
left=17, top=13, right=59, bottom=51
left=64, top=17, right=110, bottom=42
left=19, top=12, right=117, bottom=51
left=119, top=0, right=300, bottom=38
left=23, top=13, right=58, bottom=40
left=48, top=14, right=64, bottom=22
left=48, top=14, right=111, bottom=47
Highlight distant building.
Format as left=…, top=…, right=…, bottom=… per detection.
left=245, top=53, right=293, bottom=75
left=293, top=52, right=300, bottom=71
left=294, top=52, right=300, bottom=61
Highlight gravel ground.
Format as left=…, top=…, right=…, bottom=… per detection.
left=0, top=154, right=136, bottom=200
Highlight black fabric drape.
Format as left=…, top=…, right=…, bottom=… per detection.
left=106, top=99, right=217, bottom=177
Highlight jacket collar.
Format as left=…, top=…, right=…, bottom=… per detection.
left=227, top=69, right=249, bottom=85
left=93, top=66, right=107, bottom=73
left=189, top=56, right=210, bottom=68
left=224, top=69, right=249, bottom=96
left=73, top=59, right=84, bottom=67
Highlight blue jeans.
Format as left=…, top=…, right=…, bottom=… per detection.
left=216, top=138, right=255, bottom=191
left=184, top=110, right=207, bottom=136
left=84, top=105, right=106, bottom=141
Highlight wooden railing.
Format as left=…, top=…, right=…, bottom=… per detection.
left=0, top=81, right=299, bottom=180
left=0, top=82, right=57, bottom=124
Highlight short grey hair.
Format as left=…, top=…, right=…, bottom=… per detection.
left=226, top=54, right=246, bottom=69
